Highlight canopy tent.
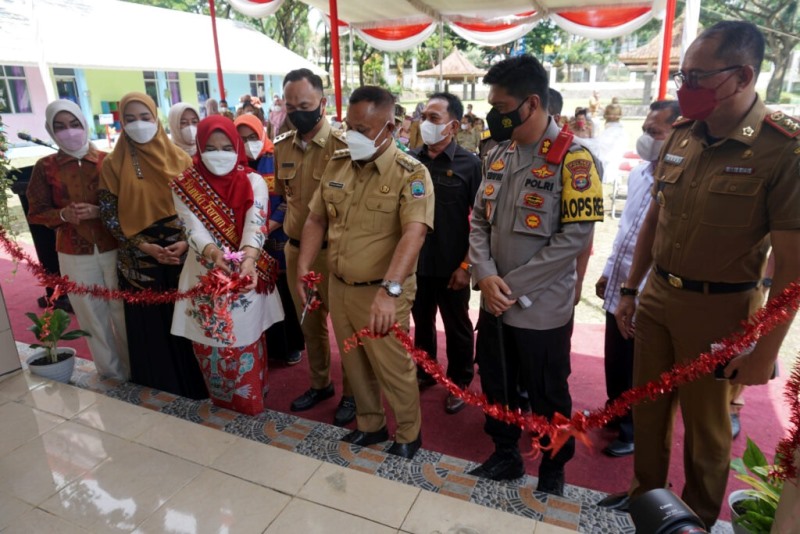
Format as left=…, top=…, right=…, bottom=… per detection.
left=619, top=13, right=685, bottom=72
left=416, top=49, right=486, bottom=81
left=226, top=0, right=681, bottom=119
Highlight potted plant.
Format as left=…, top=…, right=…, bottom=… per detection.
left=729, top=437, right=784, bottom=534
left=25, top=304, right=90, bottom=383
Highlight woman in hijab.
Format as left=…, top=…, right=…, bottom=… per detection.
left=168, top=103, right=200, bottom=156
left=171, top=116, right=283, bottom=414
left=99, top=92, right=207, bottom=399
left=234, top=113, right=303, bottom=366
left=26, top=99, right=129, bottom=380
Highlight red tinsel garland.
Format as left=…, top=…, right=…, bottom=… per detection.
left=300, top=271, right=323, bottom=313
left=343, top=283, right=800, bottom=473
left=2, top=226, right=799, bottom=477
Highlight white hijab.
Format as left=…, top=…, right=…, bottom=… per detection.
left=44, top=99, right=90, bottom=159
left=168, top=103, right=199, bottom=156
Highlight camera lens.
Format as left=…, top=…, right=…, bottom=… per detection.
left=629, top=489, right=708, bottom=534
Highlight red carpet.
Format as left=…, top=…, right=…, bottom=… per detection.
left=1, top=247, right=792, bottom=520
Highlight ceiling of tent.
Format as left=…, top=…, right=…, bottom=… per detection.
left=229, top=0, right=667, bottom=50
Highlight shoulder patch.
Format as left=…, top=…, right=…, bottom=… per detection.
left=331, top=129, right=347, bottom=142
left=764, top=111, right=800, bottom=138
left=396, top=153, right=421, bottom=172
left=273, top=131, right=294, bottom=144
left=672, top=116, right=693, bottom=128
left=331, top=148, right=351, bottom=159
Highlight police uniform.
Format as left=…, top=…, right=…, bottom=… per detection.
left=308, top=142, right=434, bottom=442
left=410, top=140, right=481, bottom=388
left=469, top=117, right=603, bottom=479
left=631, top=98, right=800, bottom=526
left=274, top=120, right=351, bottom=395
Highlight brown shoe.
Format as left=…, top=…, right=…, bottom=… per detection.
left=445, top=393, right=466, bottom=414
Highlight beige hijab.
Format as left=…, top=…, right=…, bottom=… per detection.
left=99, top=92, right=192, bottom=237
left=168, top=103, right=199, bottom=156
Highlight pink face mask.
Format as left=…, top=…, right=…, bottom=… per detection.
left=54, top=128, right=87, bottom=152
left=676, top=71, right=739, bottom=121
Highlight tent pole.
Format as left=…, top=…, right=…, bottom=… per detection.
left=438, top=20, right=444, bottom=91
left=329, top=0, right=343, bottom=121
left=658, top=0, right=677, bottom=100
left=208, top=0, right=226, bottom=101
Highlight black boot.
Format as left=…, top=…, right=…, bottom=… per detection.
left=467, top=447, right=525, bottom=481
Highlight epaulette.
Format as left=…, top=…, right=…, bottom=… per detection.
left=764, top=111, right=800, bottom=138
left=273, top=131, right=294, bottom=144
left=331, top=148, right=350, bottom=159
left=331, top=129, right=346, bottom=142
left=396, top=153, right=421, bottom=172
left=672, top=116, right=693, bottom=128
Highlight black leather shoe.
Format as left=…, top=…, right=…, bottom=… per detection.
left=290, top=383, right=335, bottom=412
left=341, top=427, right=389, bottom=447
left=333, top=396, right=356, bottom=426
left=467, top=449, right=525, bottom=481
left=445, top=393, right=466, bottom=414
left=536, top=469, right=565, bottom=496
left=597, top=492, right=632, bottom=511
left=387, top=432, right=422, bottom=459
left=603, top=439, right=635, bottom=457
left=417, top=375, right=437, bottom=389
left=731, top=413, right=741, bottom=440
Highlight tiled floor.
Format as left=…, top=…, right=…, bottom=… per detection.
left=0, top=344, right=734, bottom=533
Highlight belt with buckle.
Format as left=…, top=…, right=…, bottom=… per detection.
left=287, top=238, right=327, bottom=249
left=654, top=265, right=758, bottom=294
left=334, top=274, right=383, bottom=287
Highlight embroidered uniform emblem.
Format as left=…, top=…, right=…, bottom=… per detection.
left=410, top=180, right=425, bottom=198
left=523, top=192, right=544, bottom=208
left=724, top=166, right=754, bottom=175
left=484, top=184, right=495, bottom=196
left=380, top=185, right=390, bottom=193
left=565, top=159, right=592, bottom=192
left=525, top=213, right=541, bottom=229
left=539, top=139, right=552, bottom=156
left=664, top=154, right=684, bottom=166
left=531, top=164, right=555, bottom=179
left=490, top=160, right=505, bottom=171
left=742, top=126, right=754, bottom=137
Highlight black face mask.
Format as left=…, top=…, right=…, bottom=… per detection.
left=288, top=103, right=323, bottom=135
left=486, top=98, right=529, bottom=142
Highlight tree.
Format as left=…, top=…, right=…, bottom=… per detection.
left=704, top=0, right=799, bottom=102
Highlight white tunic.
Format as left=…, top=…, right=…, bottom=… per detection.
left=171, top=171, right=284, bottom=347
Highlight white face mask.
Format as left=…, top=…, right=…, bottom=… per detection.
left=461, top=123, right=469, bottom=131
left=124, top=120, right=158, bottom=144
left=245, top=140, right=264, bottom=160
left=180, top=125, right=197, bottom=145
left=636, top=133, right=665, bottom=162
left=420, top=120, right=451, bottom=146
left=201, top=150, right=238, bottom=176
left=346, top=123, right=389, bottom=161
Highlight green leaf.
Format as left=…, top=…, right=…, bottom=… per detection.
left=61, top=329, right=91, bottom=340
left=743, top=437, right=768, bottom=474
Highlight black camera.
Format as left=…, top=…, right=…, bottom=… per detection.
left=629, top=489, right=708, bottom=533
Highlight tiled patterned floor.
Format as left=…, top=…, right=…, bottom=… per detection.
left=11, top=343, right=734, bottom=533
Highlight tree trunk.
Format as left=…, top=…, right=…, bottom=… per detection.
left=766, top=49, right=791, bottom=104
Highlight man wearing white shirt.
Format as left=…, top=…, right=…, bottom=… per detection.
left=594, top=100, right=680, bottom=457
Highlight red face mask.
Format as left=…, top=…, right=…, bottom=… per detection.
left=676, top=70, right=739, bottom=121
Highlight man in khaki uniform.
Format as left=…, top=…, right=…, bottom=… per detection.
left=601, top=22, right=800, bottom=528
left=275, top=68, right=355, bottom=426
left=296, top=86, right=434, bottom=459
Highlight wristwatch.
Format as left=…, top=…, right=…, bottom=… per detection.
left=619, top=284, right=638, bottom=297
left=381, top=280, right=403, bottom=298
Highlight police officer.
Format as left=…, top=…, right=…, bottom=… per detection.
left=411, top=92, right=481, bottom=414
left=467, top=55, right=603, bottom=496
left=274, top=68, right=355, bottom=426
left=296, top=86, right=434, bottom=459
left=602, top=22, right=800, bottom=528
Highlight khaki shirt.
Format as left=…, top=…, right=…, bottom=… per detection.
left=652, top=97, right=800, bottom=283
left=309, top=143, right=435, bottom=283
left=274, top=120, right=344, bottom=240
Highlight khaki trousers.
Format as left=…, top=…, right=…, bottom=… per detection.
left=328, top=275, right=421, bottom=443
left=629, top=272, right=762, bottom=527
left=285, top=243, right=351, bottom=395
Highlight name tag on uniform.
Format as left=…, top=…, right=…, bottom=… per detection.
left=328, top=181, right=344, bottom=189
left=724, top=166, right=754, bottom=175
left=663, top=154, right=684, bottom=166
left=281, top=162, right=295, bottom=168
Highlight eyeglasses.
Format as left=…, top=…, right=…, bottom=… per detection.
left=673, top=65, right=742, bottom=89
